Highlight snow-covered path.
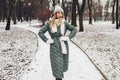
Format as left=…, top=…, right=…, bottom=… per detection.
left=14, top=22, right=104, bottom=80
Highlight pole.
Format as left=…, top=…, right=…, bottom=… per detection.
left=29, top=5, right=31, bottom=26
left=28, top=2, right=31, bottom=26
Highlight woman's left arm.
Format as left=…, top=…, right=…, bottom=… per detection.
left=65, top=22, right=77, bottom=39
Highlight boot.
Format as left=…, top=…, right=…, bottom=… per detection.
left=56, top=78, right=62, bottom=80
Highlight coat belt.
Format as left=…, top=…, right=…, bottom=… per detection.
left=60, top=37, right=67, bottom=54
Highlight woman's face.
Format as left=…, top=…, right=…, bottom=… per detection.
left=56, top=11, right=63, bottom=19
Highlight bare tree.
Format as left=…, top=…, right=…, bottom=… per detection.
left=77, top=0, right=86, bottom=31
left=112, top=0, right=116, bottom=24
left=104, top=0, right=109, bottom=21
left=71, top=0, right=77, bottom=26
left=93, top=0, right=103, bottom=21
left=12, top=0, right=17, bottom=24
left=92, top=2, right=97, bottom=22
left=5, top=0, right=15, bottom=30
left=53, top=0, right=56, bottom=7
left=64, top=1, right=68, bottom=20
left=0, top=0, right=7, bottom=22
left=116, top=0, right=119, bottom=29
left=16, top=0, right=23, bottom=22
left=57, top=0, right=60, bottom=5
left=88, top=0, right=92, bottom=24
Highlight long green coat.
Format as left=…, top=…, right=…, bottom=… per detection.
left=38, top=21, right=77, bottom=78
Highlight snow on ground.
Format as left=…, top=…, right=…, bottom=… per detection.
left=1, top=20, right=119, bottom=80
left=20, top=33, right=105, bottom=80
left=14, top=20, right=105, bottom=80
left=72, top=21, right=120, bottom=80
left=1, top=20, right=105, bottom=80
left=0, top=23, right=38, bottom=80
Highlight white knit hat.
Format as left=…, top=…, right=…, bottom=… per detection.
left=53, top=5, right=64, bottom=14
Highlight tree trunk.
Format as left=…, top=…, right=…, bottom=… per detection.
left=58, top=0, right=60, bottom=5
left=12, top=10, right=16, bottom=24
left=79, top=12, right=84, bottom=31
left=17, top=0, right=22, bottom=22
left=0, top=12, right=2, bottom=21
left=5, top=0, right=14, bottom=30
left=93, top=8, right=97, bottom=22
left=112, top=0, right=115, bottom=24
left=104, top=0, right=109, bottom=21
left=116, top=0, right=119, bottom=29
left=71, top=0, right=77, bottom=27
left=12, top=0, right=16, bottom=24
left=88, top=0, right=92, bottom=24
left=77, top=0, right=86, bottom=32
left=62, top=0, right=65, bottom=12
left=53, top=0, right=55, bottom=7
left=1, top=0, right=7, bottom=22
left=5, top=7, right=12, bottom=30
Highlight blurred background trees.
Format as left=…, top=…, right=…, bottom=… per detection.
left=0, top=0, right=120, bottom=30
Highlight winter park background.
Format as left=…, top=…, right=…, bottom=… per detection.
left=0, top=0, right=120, bottom=80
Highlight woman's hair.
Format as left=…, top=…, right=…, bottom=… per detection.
left=50, top=13, right=62, bottom=29
left=50, top=14, right=56, bottom=29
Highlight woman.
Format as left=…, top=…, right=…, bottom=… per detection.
left=38, top=5, right=77, bottom=80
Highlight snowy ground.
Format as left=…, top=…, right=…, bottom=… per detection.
left=72, top=21, right=120, bottom=80
left=0, top=25, right=38, bottom=80
left=0, top=20, right=119, bottom=80
left=15, top=20, right=104, bottom=80
left=20, top=37, right=105, bottom=80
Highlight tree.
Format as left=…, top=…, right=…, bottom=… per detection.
left=104, top=0, right=109, bottom=21
left=116, top=0, right=119, bottom=29
left=0, top=0, right=7, bottom=22
left=57, top=0, right=60, bottom=5
left=77, top=0, right=86, bottom=31
left=12, top=0, right=17, bottom=24
left=92, top=2, right=97, bottom=22
left=71, top=0, right=77, bottom=27
left=64, top=1, right=68, bottom=20
left=5, top=0, right=15, bottom=30
left=88, top=0, right=92, bottom=24
left=16, top=0, right=23, bottom=22
left=52, top=0, right=56, bottom=7
left=62, top=0, right=64, bottom=7
left=37, top=0, right=51, bottom=24
left=112, top=0, right=116, bottom=24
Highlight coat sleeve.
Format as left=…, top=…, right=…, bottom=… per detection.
left=65, top=21, right=77, bottom=39
left=38, top=21, right=49, bottom=42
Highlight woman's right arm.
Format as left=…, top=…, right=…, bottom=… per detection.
left=38, top=21, right=49, bottom=42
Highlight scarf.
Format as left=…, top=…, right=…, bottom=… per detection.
left=51, top=19, right=67, bottom=54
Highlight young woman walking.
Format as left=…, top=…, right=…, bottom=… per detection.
left=38, top=5, right=77, bottom=80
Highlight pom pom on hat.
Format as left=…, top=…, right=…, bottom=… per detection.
left=53, top=5, right=64, bottom=14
